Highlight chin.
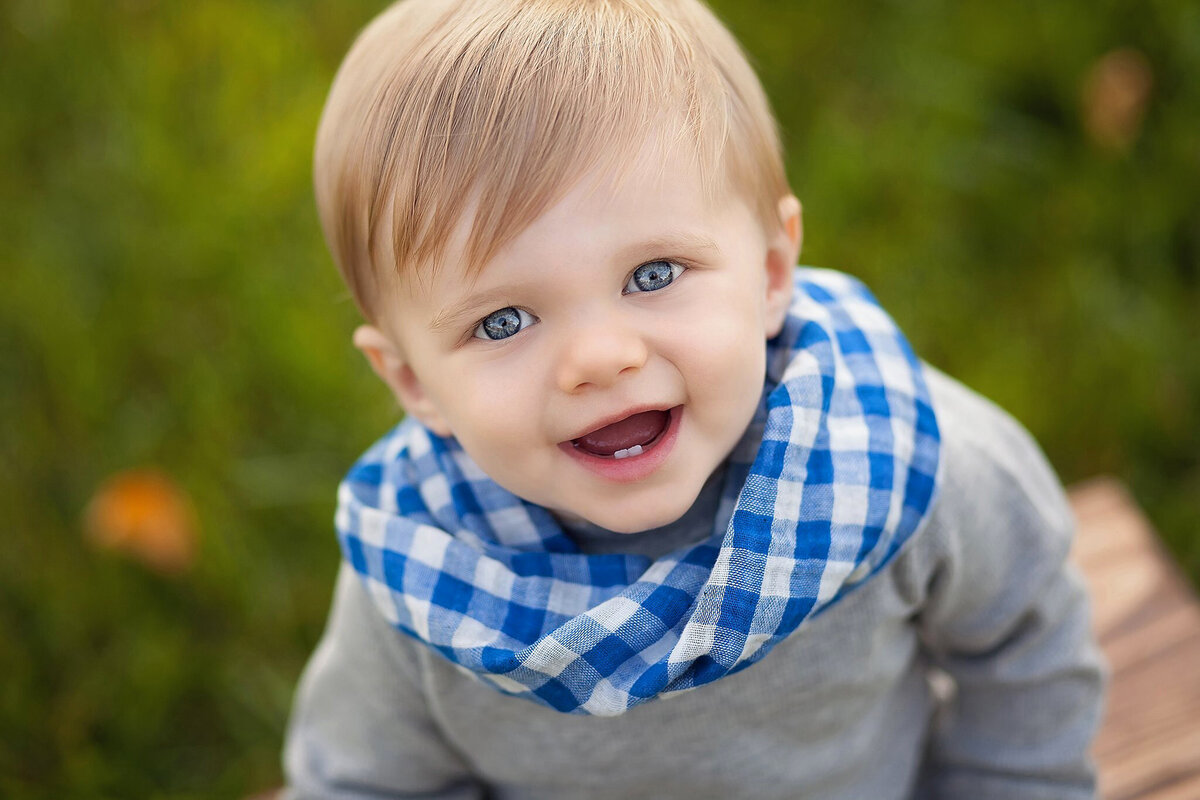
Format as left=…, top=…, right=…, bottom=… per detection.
left=586, top=500, right=693, bottom=535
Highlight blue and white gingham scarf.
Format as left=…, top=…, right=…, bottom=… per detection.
left=336, top=268, right=941, bottom=716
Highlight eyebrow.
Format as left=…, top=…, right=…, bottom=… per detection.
left=428, top=231, right=723, bottom=335
left=428, top=283, right=542, bottom=335
left=618, top=232, right=722, bottom=262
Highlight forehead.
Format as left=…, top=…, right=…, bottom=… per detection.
left=395, top=131, right=728, bottom=300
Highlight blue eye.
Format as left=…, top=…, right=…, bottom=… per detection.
left=473, top=307, right=536, bottom=340
left=625, top=260, right=684, bottom=293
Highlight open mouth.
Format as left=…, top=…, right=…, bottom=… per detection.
left=560, top=406, right=682, bottom=483
left=569, top=409, right=672, bottom=460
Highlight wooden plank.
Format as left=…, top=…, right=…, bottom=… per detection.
left=1068, top=477, right=1200, bottom=800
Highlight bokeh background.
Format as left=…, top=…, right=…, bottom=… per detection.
left=2, top=0, right=1197, bottom=796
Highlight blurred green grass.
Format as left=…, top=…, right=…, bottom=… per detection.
left=1, top=0, right=1196, bottom=796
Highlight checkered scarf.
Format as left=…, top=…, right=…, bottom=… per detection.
left=336, top=268, right=941, bottom=716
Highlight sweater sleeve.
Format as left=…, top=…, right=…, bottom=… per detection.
left=915, top=371, right=1107, bottom=800
left=283, top=564, right=486, bottom=800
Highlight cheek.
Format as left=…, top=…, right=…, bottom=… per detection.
left=666, top=292, right=767, bottom=378
left=426, top=358, right=544, bottom=445
left=659, top=331, right=764, bottom=436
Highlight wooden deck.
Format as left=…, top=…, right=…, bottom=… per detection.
left=1069, top=477, right=1200, bottom=800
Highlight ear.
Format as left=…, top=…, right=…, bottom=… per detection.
left=352, top=325, right=453, bottom=437
left=763, top=195, right=803, bottom=338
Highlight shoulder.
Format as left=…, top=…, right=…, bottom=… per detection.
left=923, top=364, right=1073, bottom=548
left=317, top=563, right=434, bottom=687
left=895, top=365, right=1077, bottom=626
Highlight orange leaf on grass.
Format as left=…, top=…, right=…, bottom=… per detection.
left=1081, top=47, right=1154, bottom=153
left=84, top=469, right=199, bottom=574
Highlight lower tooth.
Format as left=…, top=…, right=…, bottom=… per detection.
left=613, top=444, right=643, bottom=460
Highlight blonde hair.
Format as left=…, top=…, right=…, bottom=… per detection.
left=315, top=0, right=789, bottom=322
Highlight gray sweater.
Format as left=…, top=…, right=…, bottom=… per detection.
left=283, top=367, right=1106, bottom=799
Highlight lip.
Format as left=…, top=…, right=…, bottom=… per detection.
left=558, top=405, right=682, bottom=483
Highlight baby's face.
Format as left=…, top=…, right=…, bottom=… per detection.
left=376, top=142, right=795, bottom=533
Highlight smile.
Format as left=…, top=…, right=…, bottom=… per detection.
left=570, top=409, right=671, bottom=458
left=559, top=406, right=683, bottom=483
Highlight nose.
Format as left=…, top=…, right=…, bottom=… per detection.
left=555, top=311, right=649, bottom=393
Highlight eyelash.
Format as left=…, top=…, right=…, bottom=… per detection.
left=468, top=258, right=689, bottom=343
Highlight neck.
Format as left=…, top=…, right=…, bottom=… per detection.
left=554, top=463, right=730, bottom=559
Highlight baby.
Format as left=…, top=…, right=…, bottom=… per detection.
left=284, top=0, right=1105, bottom=797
